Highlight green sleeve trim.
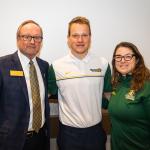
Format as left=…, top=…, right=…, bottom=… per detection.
left=104, top=64, right=112, bottom=92
left=48, top=65, right=58, bottom=95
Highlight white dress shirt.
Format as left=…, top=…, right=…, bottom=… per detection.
left=18, top=50, right=45, bottom=131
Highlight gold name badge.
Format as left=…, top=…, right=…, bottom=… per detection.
left=10, top=70, right=24, bottom=76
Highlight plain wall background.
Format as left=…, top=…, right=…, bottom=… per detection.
left=0, top=0, right=150, bottom=67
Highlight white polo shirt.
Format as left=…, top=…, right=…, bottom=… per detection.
left=52, top=52, right=111, bottom=128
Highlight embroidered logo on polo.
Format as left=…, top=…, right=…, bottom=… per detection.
left=90, top=68, right=101, bottom=72
left=125, top=90, right=135, bottom=101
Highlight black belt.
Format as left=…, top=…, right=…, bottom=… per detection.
left=26, top=131, right=37, bottom=138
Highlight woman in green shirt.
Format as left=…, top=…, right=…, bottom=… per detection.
left=108, top=42, right=150, bottom=150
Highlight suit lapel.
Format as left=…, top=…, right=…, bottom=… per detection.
left=11, top=52, right=29, bottom=104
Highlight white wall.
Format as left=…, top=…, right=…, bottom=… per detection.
left=0, top=0, right=150, bottom=67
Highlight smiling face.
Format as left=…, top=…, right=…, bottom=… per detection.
left=17, top=23, right=43, bottom=59
left=114, top=46, right=137, bottom=75
left=67, top=23, right=91, bottom=59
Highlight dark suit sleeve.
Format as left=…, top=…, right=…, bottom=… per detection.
left=48, top=65, right=58, bottom=95
left=0, top=69, right=2, bottom=91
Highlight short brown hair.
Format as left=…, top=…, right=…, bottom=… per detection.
left=68, top=16, right=91, bottom=37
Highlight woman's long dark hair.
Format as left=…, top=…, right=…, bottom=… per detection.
left=112, top=42, right=150, bottom=91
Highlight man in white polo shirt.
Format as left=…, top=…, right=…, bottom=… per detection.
left=48, top=16, right=112, bottom=150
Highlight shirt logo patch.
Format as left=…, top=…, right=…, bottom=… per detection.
left=125, top=90, right=135, bottom=101
left=90, top=68, right=101, bottom=72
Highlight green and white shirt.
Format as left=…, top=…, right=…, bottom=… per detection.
left=48, top=52, right=111, bottom=128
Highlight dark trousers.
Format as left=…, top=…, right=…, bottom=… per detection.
left=57, top=122, right=107, bottom=150
left=23, top=127, right=47, bottom=150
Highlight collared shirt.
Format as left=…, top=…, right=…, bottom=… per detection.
left=18, top=50, right=45, bottom=131
left=52, top=52, right=111, bottom=128
left=108, top=75, right=150, bottom=150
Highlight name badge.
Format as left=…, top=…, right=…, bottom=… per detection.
left=10, top=70, right=24, bottom=77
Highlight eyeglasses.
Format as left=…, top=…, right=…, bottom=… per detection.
left=18, top=35, right=43, bottom=43
left=114, top=54, right=135, bottom=62
left=70, top=33, right=90, bottom=39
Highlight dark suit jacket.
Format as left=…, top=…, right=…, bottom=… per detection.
left=0, top=52, right=50, bottom=150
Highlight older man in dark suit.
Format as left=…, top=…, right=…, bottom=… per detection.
left=0, top=20, right=50, bottom=150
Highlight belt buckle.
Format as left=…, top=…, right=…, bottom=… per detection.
left=27, top=131, right=34, bottom=138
